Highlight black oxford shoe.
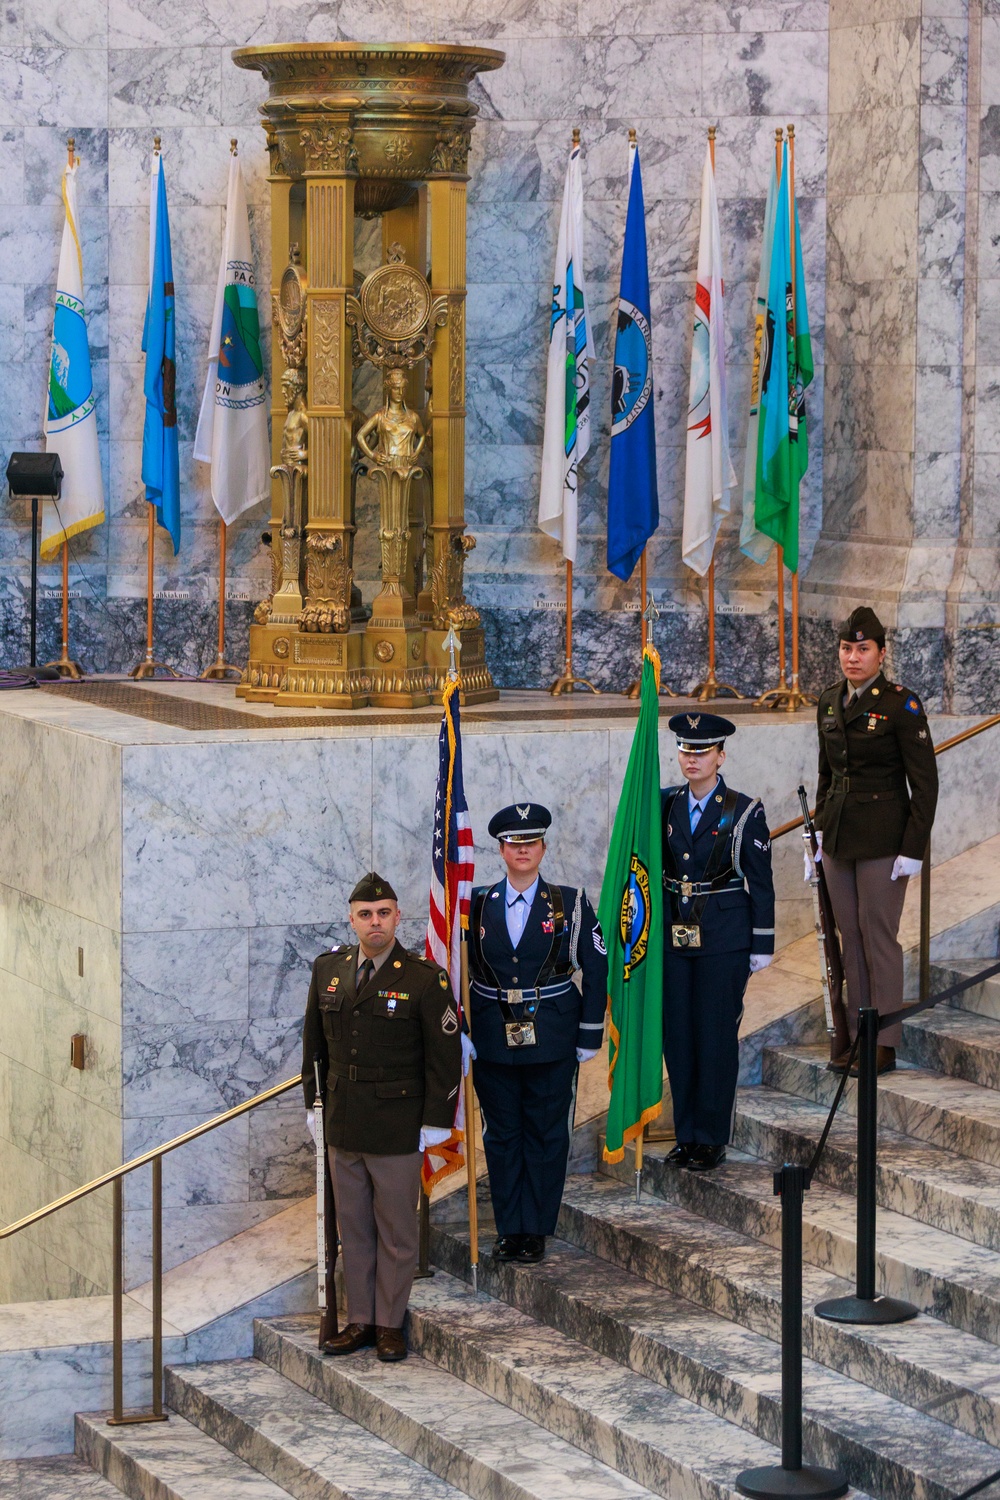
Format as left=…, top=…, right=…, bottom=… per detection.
left=517, top=1235, right=545, bottom=1263
left=492, top=1235, right=524, bottom=1261
left=686, top=1144, right=726, bottom=1172
left=666, top=1142, right=694, bottom=1167
left=322, top=1322, right=376, bottom=1356
left=375, top=1326, right=407, bottom=1362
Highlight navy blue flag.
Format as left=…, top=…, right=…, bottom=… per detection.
left=142, top=152, right=180, bottom=555
left=607, top=141, right=658, bottom=582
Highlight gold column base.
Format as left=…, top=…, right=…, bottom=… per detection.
left=278, top=627, right=369, bottom=708
left=425, top=624, right=498, bottom=703
left=364, top=621, right=430, bottom=709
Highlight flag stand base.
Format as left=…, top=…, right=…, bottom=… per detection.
left=550, top=669, right=599, bottom=696
left=44, top=653, right=84, bottom=680
left=199, top=653, right=242, bottom=682
left=755, top=682, right=815, bottom=714
left=130, top=654, right=180, bottom=681
left=691, top=669, right=745, bottom=703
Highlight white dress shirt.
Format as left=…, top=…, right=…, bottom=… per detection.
left=505, top=876, right=539, bottom=947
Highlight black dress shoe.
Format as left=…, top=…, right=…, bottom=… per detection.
left=492, top=1235, right=524, bottom=1261
left=686, top=1144, right=726, bottom=1172
left=517, top=1235, right=545, bottom=1263
left=666, top=1142, right=694, bottom=1167
left=322, top=1322, right=376, bottom=1356
left=849, top=1045, right=896, bottom=1077
left=375, top=1326, right=407, bottom=1362
left=827, top=1050, right=852, bottom=1074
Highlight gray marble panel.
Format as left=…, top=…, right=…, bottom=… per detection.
left=248, top=921, right=345, bottom=1021
left=108, top=48, right=223, bottom=127
left=122, top=927, right=249, bottom=1027
left=0, top=46, right=108, bottom=127
left=0, top=1456, right=122, bottom=1497
left=122, top=1016, right=302, bottom=1116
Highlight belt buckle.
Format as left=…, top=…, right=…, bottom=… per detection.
left=680, top=878, right=693, bottom=899
left=508, top=987, right=523, bottom=1003
left=348, top=1064, right=357, bottom=1082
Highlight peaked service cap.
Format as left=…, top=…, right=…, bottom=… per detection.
left=488, top=802, right=552, bottom=842
left=668, top=711, right=736, bottom=751
left=838, top=606, right=885, bottom=648
left=349, top=871, right=398, bottom=903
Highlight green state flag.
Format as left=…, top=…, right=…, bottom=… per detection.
left=755, top=139, right=813, bottom=573
left=599, top=648, right=663, bottom=1163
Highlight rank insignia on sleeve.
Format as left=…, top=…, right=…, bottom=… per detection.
left=438, top=971, right=449, bottom=990
left=441, top=1007, right=459, bottom=1034
left=593, top=929, right=607, bottom=955
left=918, top=728, right=927, bottom=740
left=904, top=696, right=921, bottom=714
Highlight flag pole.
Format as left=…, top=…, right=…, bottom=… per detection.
left=624, top=549, right=647, bottom=698
left=460, top=933, right=480, bottom=1294
left=691, top=126, right=744, bottom=705
left=131, top=136, right=179, bottom=681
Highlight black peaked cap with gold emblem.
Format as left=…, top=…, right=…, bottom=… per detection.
left=349, top=871, right=398, bottom=903
left=488, top=802, right=552, bottom=842
left=838, top=606, right=885, bottom=647
left=668, top=711, right=736, bottom=752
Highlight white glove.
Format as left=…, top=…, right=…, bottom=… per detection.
left=306, top=1109, right=316, bottom=1143
left=749, top=954, right=773, bottom=973
left=891, top=855, right=922, bottom=881
left=419, top=1125, right=453, bottom=1152
left=461, top=1033, right=477, bottom=1076
left=803, top=832, right=822, bottom=881
left=576, top=1047, right=599, bottom=1063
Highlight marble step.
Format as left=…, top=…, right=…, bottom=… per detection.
left=254, top=1312, right=664, bottom=1500
left=601, top=1143, right=1000, bottom=1428
left=429, top=1193, right=999, bottom=1500
left=0, top=1455, right=125, bottom=1498
left=733, top=1080, right=1000, bottom=1253
left=932, top=960, right=1000, bottom=1021
left=164, top=1356, right=467, bottom=1500
left=763, top=1042, right=1000, bottom=1169
left=901, top=1003, right=1000, bottom=1091
left=404, top=1267, right=793, bottom=1500
left=75, top=1407, right=295, bottom=1500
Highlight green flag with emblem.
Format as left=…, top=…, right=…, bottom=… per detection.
left=599, top=647, right=663, bottom=1162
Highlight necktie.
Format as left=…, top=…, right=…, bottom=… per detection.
left=358, top=958, right=373, bottom=991
left=691, top=801, right=702, bottom=831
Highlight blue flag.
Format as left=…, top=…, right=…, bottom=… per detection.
left=142, top=153, right=180, bottom=555
left=607, top=142, right=658, bottom=582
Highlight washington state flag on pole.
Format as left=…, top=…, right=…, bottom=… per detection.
left=599, top=647, right=663, bottom=1163
left=41, top=157, right=105, bottom=560
left=194, top=149, right=270, bottom=524
left=739, top=146, right=781, bottom=565
left=754, top=139, right=813, bottom=574
left=681, top=139, right=736, bottom=578
left=538, top=134, right=593, bottom=562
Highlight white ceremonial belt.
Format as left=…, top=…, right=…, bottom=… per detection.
left=471, top=979, right=572, bottom=1004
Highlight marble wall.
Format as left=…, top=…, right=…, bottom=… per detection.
left=0, top=0, right=839, bottom=699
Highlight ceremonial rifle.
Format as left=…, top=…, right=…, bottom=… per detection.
left=313, top=1054, right=339, bottom=1347
left=797, top=786, right=850, bottom=1060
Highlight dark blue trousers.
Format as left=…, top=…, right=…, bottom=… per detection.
left=473, top=1055, right=578, bottom=1236
left=663, top=948, right=750, bottom=1146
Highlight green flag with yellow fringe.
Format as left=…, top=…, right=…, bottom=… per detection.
left=599, top=647, right=663, bottom=1162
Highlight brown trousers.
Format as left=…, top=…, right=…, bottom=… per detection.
left=822, top=852, right=909, bottom=1048
left=329, top=1146, right=421, bottom=1329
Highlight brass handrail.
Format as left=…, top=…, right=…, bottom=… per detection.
left=0, top=1073, right=301, bottom=1426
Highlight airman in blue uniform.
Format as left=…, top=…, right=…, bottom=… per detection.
left=469, top=802, right=608, bottom=1264
left=662, top=713, right=775, bottom=1171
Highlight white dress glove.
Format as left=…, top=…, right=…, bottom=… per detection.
left=419, top=1125, right=453, bottom=1152
left=891, top=855, right=922, bottom=881
left=803, top=831, right=822, bottom=881
left=306, top=1109, right=316, bottom=1143
left=461, top=1033, right=477, bottom=1077
left=576, top=1047, right=599, bottom=1063
left=749, top=954, right=773, bottom=973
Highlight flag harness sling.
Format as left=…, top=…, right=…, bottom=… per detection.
left=662, top=788, right=739, bottom=949
left=471, top=884, right=568, bottom=1049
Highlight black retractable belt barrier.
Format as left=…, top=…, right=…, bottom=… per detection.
left=815, top=1007, right=917, bottom=1326
left=736, top=1164, right=847, bottom=1499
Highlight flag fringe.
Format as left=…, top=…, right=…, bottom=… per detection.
left=602, top=1102, right=663, bottom=1164
left=420, top=1127, right=466, bottom=1194
left=39, top=508, right=105, bottom=561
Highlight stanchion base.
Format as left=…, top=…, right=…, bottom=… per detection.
left=129, top=658, right=181, bottom=680
left=736, top=1462, right=848, bottom=1499
left=625, top=678, right=679, bottom=700
left=691, top=674, right=746, bottom=703
left=814, top=1293, right=918, bottom=1325
left=755, top=684, right=816, bottom=714
left=43, top=657, right=85, bottom=680
left=199, top=658, right=243, bottom=682
left=549, top=672, right=600, bottom=696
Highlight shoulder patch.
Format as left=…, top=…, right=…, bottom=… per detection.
left=438, top=970, right=450, bottom=990
left=904, top=695, right=922, bottom=715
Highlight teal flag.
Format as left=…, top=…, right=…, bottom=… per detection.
left=755, top=140, right=813, bottom=574
left=599, top=648, right=663, bottom=1162
left=142, top=152, right=180, bottom=554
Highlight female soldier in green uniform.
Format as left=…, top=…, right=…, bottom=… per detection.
left=813, top=607, right=939, bottom=1074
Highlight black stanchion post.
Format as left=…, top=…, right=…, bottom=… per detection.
left=815, top=1007, right=916, bottom=1325
left=737, top=1164, right=847, bottom=1499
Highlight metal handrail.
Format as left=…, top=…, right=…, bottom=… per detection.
left=0, top=1074, right=301, bottom=1425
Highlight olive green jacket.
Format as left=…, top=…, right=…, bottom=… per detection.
left=814, top=673, right=938, bottom=861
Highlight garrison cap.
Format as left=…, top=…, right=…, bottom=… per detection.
left=668, top=711, right=736, bottom=752
left=349, top=871, right=398, bottom=903
left=839, top=606, right=885, bottom=648
left=488, top=802, right=552, bottom=843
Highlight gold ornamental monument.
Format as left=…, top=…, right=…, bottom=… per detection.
left=232, top=42, right=504, bottom=708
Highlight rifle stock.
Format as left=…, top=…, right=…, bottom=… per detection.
left=797, top=786, right=850, bottom=1059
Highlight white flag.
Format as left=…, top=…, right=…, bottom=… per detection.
left=41, top=161, right=105, bottom=560
left=740, top=147, right=780, bottom=564
left=681, top=141, right=736, bottom=578
left=194, top=153, right=269, bottom=525
left=538, top=137, right=593, bottom=564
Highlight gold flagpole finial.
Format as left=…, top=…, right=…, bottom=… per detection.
left=153, top=136, right=161, bottom=155
left=572, top=126, right=580, bottom=147
left=708, top=124, right=716, bottom=142
left=66, top=136, right=75, bottom=168
left=787, top=122, right=795, bottom=140
left=628, top=127, right=637, bottom=144
left=230, top=137, right=238, bottom=155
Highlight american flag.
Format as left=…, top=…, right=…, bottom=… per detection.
left=423, top=678, right=475, bottom=1191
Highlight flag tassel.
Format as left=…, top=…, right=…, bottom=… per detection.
left=549, top=559, right=600, bottom=696
left=200, top=517, right=242, bottom=680
left=130, top=503, right=180, bottom=680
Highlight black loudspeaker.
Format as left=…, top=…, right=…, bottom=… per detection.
left=6, top=451, right=63, bottom=498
